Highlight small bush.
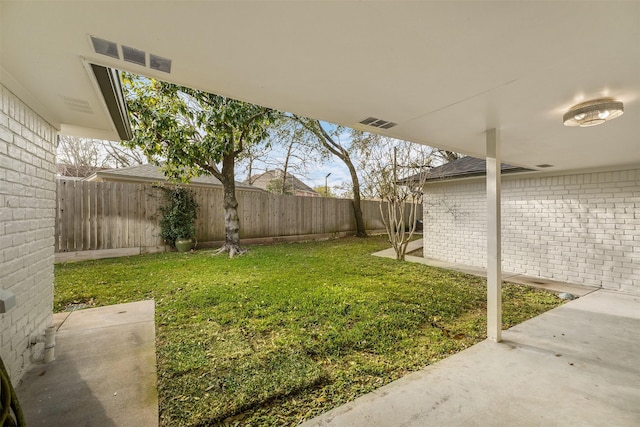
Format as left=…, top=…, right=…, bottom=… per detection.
left=159, top=187, right=198, bottom=247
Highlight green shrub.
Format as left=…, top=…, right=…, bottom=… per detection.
left=159, top=187, right=198, bottom=247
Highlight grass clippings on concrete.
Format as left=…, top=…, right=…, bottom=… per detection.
left=54, top=235, right=563, bottom=426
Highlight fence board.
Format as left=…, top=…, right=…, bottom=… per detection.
left=55, top=179, right=421, bottom=253
left=96, top=182, right=103, bottom=250
left=89, top=182, right=96, bottom=250
left=63, top=180, right=75, bottom=251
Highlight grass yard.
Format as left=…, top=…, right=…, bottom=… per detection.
left=54, top=235, right=563, bottom=426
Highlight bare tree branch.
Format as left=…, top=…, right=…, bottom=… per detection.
left=57, top=135, right=112, bottom=177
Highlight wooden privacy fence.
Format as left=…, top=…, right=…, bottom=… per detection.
left=55, top=179, right=422, bottom=253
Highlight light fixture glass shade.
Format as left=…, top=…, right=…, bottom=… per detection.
left=563, top=98, right=624, bottom=127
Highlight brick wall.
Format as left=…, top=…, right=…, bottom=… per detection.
left=423, top=168, right=640, bottom=294
left=0, top=84, right=56, bottom=382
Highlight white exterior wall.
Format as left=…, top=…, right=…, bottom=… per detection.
left=0, top=84, right=56, bottom=382
left=423, top=168, right=640, bottom=295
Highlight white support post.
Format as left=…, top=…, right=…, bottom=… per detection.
left=486, top=128, right=502, bottom=342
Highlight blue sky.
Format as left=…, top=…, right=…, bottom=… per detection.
left=235, top=123, right=442, bottom=197
left=237, top=142, right=351, bottom=193
left=236, top=124, right=355, bottom=195
left=306, top=161, right=350, bottom=191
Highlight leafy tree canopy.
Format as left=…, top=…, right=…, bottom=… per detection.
left=121, top=73, right=276, bottom=183
left=121, top=73, right=276, bottom=256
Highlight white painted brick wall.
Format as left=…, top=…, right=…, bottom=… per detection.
left=0, top=84, right=56, bottom=383
left=423, top=168, right=640, bottom=294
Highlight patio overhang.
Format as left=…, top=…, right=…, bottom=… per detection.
left=89, top=64, right=132, bottom=141
left=2, top=1, right=639, bottom=171
left=2, top=1, right=639, bottom=342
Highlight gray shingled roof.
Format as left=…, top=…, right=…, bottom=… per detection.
left=402, top=156, right=531, bottom=183
left=246, top=169, right=318, bottom=194
left=86, top=164, right=262, bottom=190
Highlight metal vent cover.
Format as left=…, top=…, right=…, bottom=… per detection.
left=90, top=35, right=172, bottom=74
left=359, top=117, right=397, bottom=129
left=150, top=54, right=172, bottom=73
left=90, top=36, right=119, bottom=59
left=122, top=45, right=146, bottom=66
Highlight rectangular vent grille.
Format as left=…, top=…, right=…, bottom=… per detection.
left=90, top=35, right=171, bottom=73
left=359, top=117, right=397, bottom=129
left=150, top=54, right=172, bottom=73
left=63, top=96, right=93, bottom=114
left=122, top=45, right=146, bottom=66
left=91, top=36, right=119, bottom=59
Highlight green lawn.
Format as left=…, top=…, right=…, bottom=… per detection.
left=54, top=235, right=562, bottom=426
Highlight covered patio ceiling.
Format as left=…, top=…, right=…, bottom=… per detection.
left=2, top=1, right=639, bottom=171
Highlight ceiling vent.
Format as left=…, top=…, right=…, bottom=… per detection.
left=90, top=36, right=119, bottom=59
left=63, top=96, right=93, bottom=114
left=150, top=54, right=172, bottom=73
left=90, top=35, right=172, bottom=73
left=122, top=45, right=146, bottom=67
left=359, top=117, right=397, bottom=129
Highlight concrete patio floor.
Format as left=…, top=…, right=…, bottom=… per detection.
left=301, top=289, right=640, bottom=426
left=12, top=251, right=639, bottom=427
left=16, top=300, right=158, bottom=427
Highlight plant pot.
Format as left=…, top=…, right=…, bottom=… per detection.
left=175, top=238, right=195, bottom=253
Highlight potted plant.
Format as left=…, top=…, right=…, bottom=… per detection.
left=159, top=187, right=199, bottom=252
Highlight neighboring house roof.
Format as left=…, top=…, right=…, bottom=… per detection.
left=84, top=164, right=263, bottom=191
left=403, top=156, right=532, bottom=183
left=247, top=169, right=318, bottom=195
left=57, top=163, right=112, bottom=178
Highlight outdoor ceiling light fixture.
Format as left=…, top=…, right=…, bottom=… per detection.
left=563, top=97, right=624, bottom=127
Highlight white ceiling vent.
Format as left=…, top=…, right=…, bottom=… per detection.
left=63, top=96, right=93, bottom=114
left=359, top=117, right=397, bottom=129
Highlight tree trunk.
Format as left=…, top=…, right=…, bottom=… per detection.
left=246, top=158, right=254, bottom=184
left=346, top=160, right=367, bottom=237
left=282, top=140, right=294, bottom=195
left=295, top=117, right=367, bottom=237
left=380, top=146, right=425, bottom=261
left=215, top=152, right=246, bottom=257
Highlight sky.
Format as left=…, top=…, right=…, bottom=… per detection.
left=116, top=73, right=429, bottom=196
left=62, top=123, right=439, bottom=198
left=234, top=125, right=356, bottom=196
left=307, top=161, right=351, bottom=192
left=78, top=126, right=434, bottom=198
left=239, top=143, right=350, bottom=192
left=236, top=124, right=443, bottom=196
left=66, top=131, right=353, bottom=195
left=304, top=127, right=353, bottom=191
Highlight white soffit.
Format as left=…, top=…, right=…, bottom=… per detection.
left=1, top=1, right=639, bottom=171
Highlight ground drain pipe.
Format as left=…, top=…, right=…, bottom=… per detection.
left=31, top=326, right=56, bottom=363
